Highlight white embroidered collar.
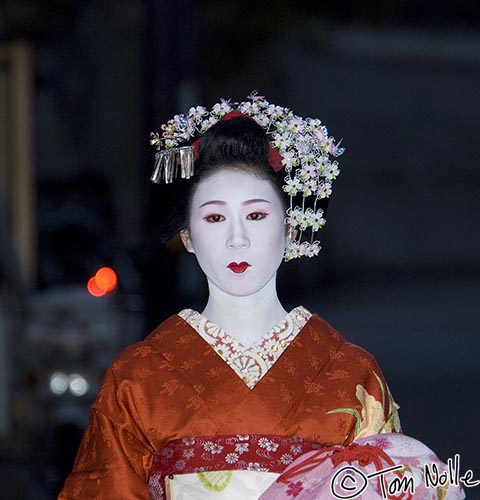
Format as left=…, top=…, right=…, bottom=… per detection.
left=179, top=306, right=312, bottom=388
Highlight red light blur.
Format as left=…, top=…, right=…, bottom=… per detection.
left=95, top=267, right=118, bottom=292
left=87, top=267, right=118, bottom=297
left=87, top=276, right=106, bottom=297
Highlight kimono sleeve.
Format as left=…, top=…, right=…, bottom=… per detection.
left=352, top=358, right=401, bottom=440
left=327, top=342, right=401, bottom=443
left=355, top=350, right=401, bottom=440
left=58, top=366, right=154, bottom=500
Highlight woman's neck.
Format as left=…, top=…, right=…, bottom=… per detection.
left=201, top=276, right=287, bottom=347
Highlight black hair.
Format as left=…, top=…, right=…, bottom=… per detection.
left=149, top=117, right=288, bottom=242
left=196, top=117, right=270, bottom=170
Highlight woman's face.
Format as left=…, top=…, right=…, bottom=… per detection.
left=180, top=168, right=287, bottom=298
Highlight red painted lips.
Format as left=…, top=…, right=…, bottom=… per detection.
left=227, top=261, right=251, bottom=274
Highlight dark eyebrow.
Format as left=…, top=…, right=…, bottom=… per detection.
left=198, top=200, right=227, bottom=208
left=198, top=198, right=271, bottom=208
left=243, top=198, right=271, bottom=206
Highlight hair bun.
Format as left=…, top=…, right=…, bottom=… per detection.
left=197, top=117, right=270, bottom=169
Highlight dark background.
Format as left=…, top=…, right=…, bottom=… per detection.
left=0, top=1, right=479, bottom=498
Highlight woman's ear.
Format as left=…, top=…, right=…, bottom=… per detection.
left=179, top=229, right=195, bottom=253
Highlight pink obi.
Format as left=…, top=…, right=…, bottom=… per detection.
left=260, top=434, right=466, bottom=500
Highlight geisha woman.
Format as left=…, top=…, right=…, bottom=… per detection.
left=59, top=94, right=464, bottom=499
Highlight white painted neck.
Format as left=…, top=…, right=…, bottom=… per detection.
left=201, top=274, right=287, bottom=347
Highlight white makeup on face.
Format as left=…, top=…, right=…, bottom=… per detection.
left=182, top=168, right=287, bottom=299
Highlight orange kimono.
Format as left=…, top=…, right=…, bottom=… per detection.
left=59, top=313, right=397, bottom=499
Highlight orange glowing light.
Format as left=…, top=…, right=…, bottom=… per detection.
left=87, top=276, right=106, bottom=297
left=87, top=267, right=118, bottom=297
left=95, top=267, right=118, bottom=292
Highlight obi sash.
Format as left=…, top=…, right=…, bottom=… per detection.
left=148, top=433, right=466, bottom=500
left=147, top=434, right=324, bottom=499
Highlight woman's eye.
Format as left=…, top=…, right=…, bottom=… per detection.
left=247, top=212, right=267, bottom=221
left=204, top=214, right=225, bottom=223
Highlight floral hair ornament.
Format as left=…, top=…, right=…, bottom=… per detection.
left=150, top=91, right=345, bottom=260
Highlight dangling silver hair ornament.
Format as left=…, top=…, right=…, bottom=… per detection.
left=150, top=146, right=194, bottom=184
left=150, top=92, right=345, bottom=260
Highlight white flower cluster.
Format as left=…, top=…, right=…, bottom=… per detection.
left=150, top=92, right=344, bottom=260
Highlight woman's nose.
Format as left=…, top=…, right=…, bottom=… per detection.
left=226, top=220, right=250, bottom=249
